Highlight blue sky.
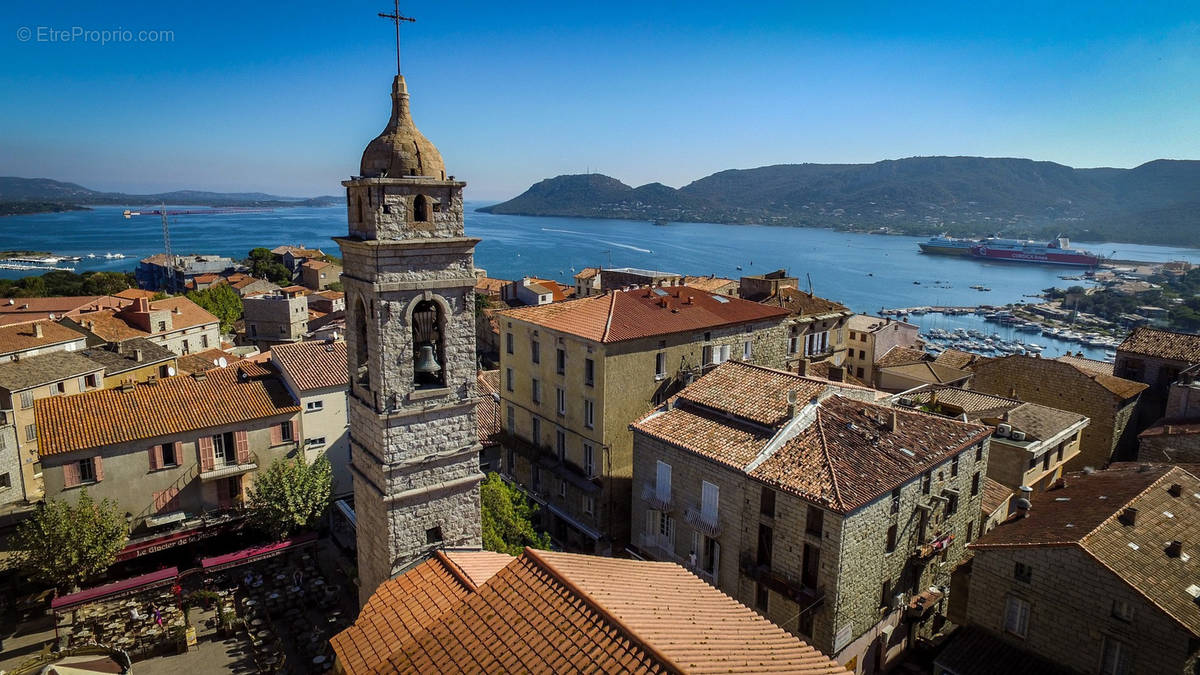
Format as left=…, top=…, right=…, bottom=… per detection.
left=2, top=1, right=1197, bottom=200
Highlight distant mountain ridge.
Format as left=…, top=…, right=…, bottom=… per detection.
left=479, top=157, right=1200, bottom=246
left=0, top=177, right=340, bottom=208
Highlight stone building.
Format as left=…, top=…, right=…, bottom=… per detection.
left=330, top=548, right=846, bottom=674
left=1116, top=326, right=1200, bottom=426
left=572, top=267, right=601, bottom=297
left=300, top=259, right=342, bottom=291
left=0, top=415, right=22, bottom=510
left=243, top=286, right=309, bottom=346
left=681, top=274, right=739, bottom=296
left=271, top=340, right=351, bottom=498
left=1137, top=362, right=1200, bottom=464
left=0, top=320, right=88, bottom=362
left=136, top=253, right=238, bottom=291
left=335, top=73, right=483, bottom=605
left=630, top=360, right=992, bottom=674
left=63, top=296, right=221, bottom=357
left=845, top=315, right=922, bottom=383
left=969, top=354, right=1146, bottom=470
left=0, top=352, right=106, bottom=501
left=890, top=385, right=1088, bottom=494
left=34, top=363, right=300, bottom=534
left=598, top=267, right=682, bottom=293
left=497, top=286, right=792, bottom=552
left=741, top=271, right=853, bottom=372
left=955, top=464, right=1200, bottom=675
left=78, top=338, right=177, bottom=388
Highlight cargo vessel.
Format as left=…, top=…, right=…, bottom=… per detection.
left=919, top=235, right=1100, bottom=267
left=917, top=236, right=976, bottom=256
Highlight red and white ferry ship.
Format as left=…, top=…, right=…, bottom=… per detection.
left=971, top=236, right=1100, bottom=267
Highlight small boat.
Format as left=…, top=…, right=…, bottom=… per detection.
left=913, top=281, right=921, bottom=285
left=86, top=253, right=96, bottom=258
left=736, top=266, right=742, bottom=270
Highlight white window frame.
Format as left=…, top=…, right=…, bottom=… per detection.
left=804, top=330, right=830, bottom=357
left=583, top=399, right=595, bottom=429
left=701, top=480, right=719, bottom=525
left=655, top=352, right=666, bottom=380
left=742, top=340, right=752, bottom=360
left=212, top=434, right=233, bottom=467
left=787, top=336, right=799, bottom=355
left=655, top=460, right=672, bottom=503
left=556, top=387, right=566, bottom=415
left=583, top=443, right=595, bottom=478
left=305, top=400, right=324, bottom=412
left=1004, top=595, right=1030, bottom=638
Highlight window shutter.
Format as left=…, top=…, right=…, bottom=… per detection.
left=93, top=456, right=104, bottom=481
left=172, top=441, right=181, bottom=463
left=656, top=461, right=671, bottom=503
left=234, top=430, right=250, bottom=465
left=270, top=423, right=281, bottom=445
left=646, top=509, right=656, bottom=537
left=198, top=436, right=215, bottom=472
left=702, top=481, right=719, bottom=523
left=289, top=420, right=297, bottom=442
left=63, top=461, right=80, bottom=488
left=149, top=445, right=161, bottom=471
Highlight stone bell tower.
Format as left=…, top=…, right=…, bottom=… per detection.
left=335, top=73, right=483, bottom=605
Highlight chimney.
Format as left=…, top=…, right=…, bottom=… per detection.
left=135, top=297, right=149, bottom=313
left=797, top=361, right=808, bottom=377
left=1166, top=540, right=1184, bottom=558
left=885, top=409, right=898, bottom=431
left=133, top=348, right=144, bottom=362
left=33, top=323, right=43, bottom=338
left=1118, top=507, right=1138, bottom=526
left=828, top=365, right=844, bottom=382
left=236, top=367, right=250, bottom=383
left=1168, top=483, right=1183, bottom=497
left=787, top=390, right=798, bottom=418
left=1015, top=497, right=1032, bottom=518
left=687, top=295, right=694, bottom=305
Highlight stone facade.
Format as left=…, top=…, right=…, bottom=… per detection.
left=337, top=74, right=482, bottom=606
left=498, top=315, right=790, bottom=551
left=970, top=355, right=1144, bottom=469
left=965, top=545, right=1194, bottom=674
left=846, top=315, right=921, bottom=383
left=244, top=290, right=309, bottom=346
left=0, top=418, right=24, bottom=507
left=631, top=417, right=989, bottom=674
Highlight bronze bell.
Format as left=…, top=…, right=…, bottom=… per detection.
left=414, top=344, right=441, bottom=374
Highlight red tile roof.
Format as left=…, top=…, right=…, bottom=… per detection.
left=971, top=463, right=1200, bottom=635
left=500, top=287, right=790, bottom=343
left=975, top=354, right=1147, bottom=400
left=34, top=362, right=298, bottom=456
left=0, top=295, right=127, bottom=326
left=759, top=287, right=850, bottom=318
left=271, top=340, right=348, bottom=391
left=0, top=320, right=87, bottom=355
left=680, top=275, right=738, bottom=294
left=75, top=297, right=218, bottom=342
left=875, top=345, right=929, bottom=368
left=981, top=476, right=1012, bottom=518
left=112, top=289, right=158, bottom=301
left=1119, top=326, right=1200, bottom=363
left=176, top=348, right=242, bottom=375
left=333, top=548, right=845, bottom=675
left=934, top=348, right=982, bottom=370
left=1055, top=353, right=1115, bottom=376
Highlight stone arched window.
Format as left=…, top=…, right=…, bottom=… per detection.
left=353, top=297, right=370, bottom=388
left=413, top=194, right=430, bottom=222
left=411, top=298, right=445, bottom=388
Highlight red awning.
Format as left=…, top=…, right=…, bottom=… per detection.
left=199, top=532, right=317, bottom=571
left=52, top=566, right=179, bottom=611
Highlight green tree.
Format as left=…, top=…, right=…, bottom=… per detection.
left=481, top=472, right=551, bottom=555
left=187, top=283, right=244, bottom=333
left=246, top=456, right=332, bottom=540
left=325, top=280, right=344, bottom=292
left=246, top=247, right=291, bottom=285
left=80, top=271, right=134, bottom=296
left=14, top=489, right=128, bottom=590
left=474, top=291, right=492, bottom=322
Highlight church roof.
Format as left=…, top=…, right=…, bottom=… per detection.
left=359, top=75, right=446, bottom=180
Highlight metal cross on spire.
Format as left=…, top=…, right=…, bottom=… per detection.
left=378, top=0, right=416, bottom=76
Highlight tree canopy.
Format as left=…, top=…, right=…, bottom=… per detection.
left=14, top=489, right=128, bottom=589
left=245, top=247, right=292, bottom=285
left=186, top=283, right=244, bottom=333
left=0, top=270, right=135, bottom=298
left=246, top=455, right=332, bottom=540
left=481, top=472, right=551, bottom=555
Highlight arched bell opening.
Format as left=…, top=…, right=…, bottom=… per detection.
left=412, top=299, right=445, bottom=388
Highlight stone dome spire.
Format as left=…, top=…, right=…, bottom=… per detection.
left=359, top=75, right=446, bottom=179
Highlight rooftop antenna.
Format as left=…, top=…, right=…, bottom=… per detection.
left=378, top=0, right=416, bottom=76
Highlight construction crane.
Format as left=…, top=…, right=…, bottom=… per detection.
left=122, top=205, right=272, bottom=293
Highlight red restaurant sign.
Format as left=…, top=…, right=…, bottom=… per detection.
left=115, top=526, right=224, bottom=562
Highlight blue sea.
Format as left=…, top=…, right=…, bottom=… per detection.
left=4, top=202, right=1199, bottom=360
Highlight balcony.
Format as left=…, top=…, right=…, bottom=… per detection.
left=739, top=552, right=825, bottom=608
left=641, top=482, right=672, bottom=511
left=200, top=451, right=260, bottom=481
left=684, top=505, right=722, bottom=537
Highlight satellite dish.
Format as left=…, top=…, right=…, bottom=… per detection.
left=218, top=357, right=228, bottom=368
left=330, top=331, right=339, bottom=340
left=167, top=366, right=176, bottom=376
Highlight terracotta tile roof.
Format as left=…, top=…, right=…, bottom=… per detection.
left=898, top=387, right=1086, bottom=441
left=803, top=360, right=869, bottom=387
left=573, top=267, right=600, bottom=281
left=335, top=548, right=844, bottom=675
left=271, top=340, right=348, bottom=391
left=759, top=286, right=849, bottom=318
left=0, top=351, right=104, bottom=392
left=846, top=314, right=919, bottom=334
left=878, top=360, right=971, bottom=385
left=875, top=345, right=929, bottom=368
left=500, top=287, right=789, bottom=344
left=280, top=285, right=310, bottom=295
left=191, top=273, right=221, bottom=283
left=934, top=348, right=982, bottom=370
left=0, top=320, right=87, bottom=355
left=680, top=275, right=738, bottom=294
left=1056, top=353, right=1115, bottom=376
left=76, top=297, right=218, bottom=342
left=301, top=260, right=331, bottom=270
left=752, top=396, right=991, bottom=513
left=970, top=464, right=1200, bottom=635
left=0, top=296, right=122, bottom=326
left=78, top=338, right=175, bottom=376
left=315, top=290, right=344, bottom=300
left=1139, top=421, right=1200, bottom=438
left=473, top=276, right=508, bottom=296
left=977, top=354, right=1148, bottom=400
left=176, top=348, right=242, bottom=375
left=33, top=362, right=298, bottom=456
left=1119, top=326, right=1200, bottom=363
left=271, top=245, right=325, bottom=257
left=634, top=362, right=989, bottom=513
left=475, top=370, right=501, bottom=446
left=442, top=549, right=512, bottom=587
left=981, top=477, right=1012, bottom=518
left=1005, top=402, right=1088, bottom=442
left=112, top=289, right=158, bottom=301
left=330, top=551, right=484, bottom=674
left=528, top=278, right=574, bottom=302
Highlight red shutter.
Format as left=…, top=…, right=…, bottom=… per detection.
left=198, top=436, right=215, bottom=472
left=93, top=456, right=104, bottom=481
left=270, top=423, right=281, bottom=445
left=172, top=441, right=181, bottom=465
left=289, top=420, right=297, bottom=443
left=63, top=461, right=80, bottom=488
left=234, top=431, right=250, bottom=465
left=148, top=445, right=161, bottom=471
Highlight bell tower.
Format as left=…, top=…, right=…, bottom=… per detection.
left=336, top=72, right=483, bottom=605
